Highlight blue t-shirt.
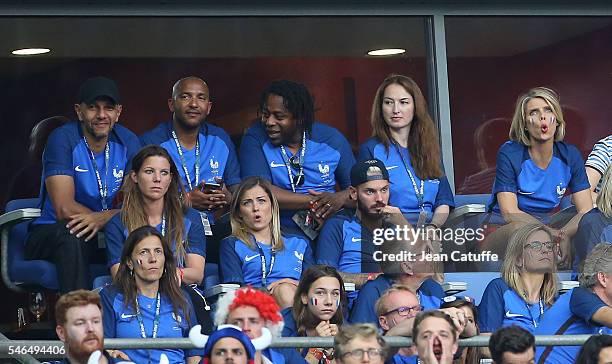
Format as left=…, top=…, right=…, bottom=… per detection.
left=489, top=141, right=590, bottom=215
left=349, top=275, right=444, bottom=326
left=573, top=210, right=612, bottom=271
left=386, top=354, right=418, bottom=364
left=140, top=121, right=241, bottom=189
left=477, top=278, right=549, bottom=333
left=100, top=285, right=203, bottom=364
left=105, top=208, right=206, bottom=269
left=239, top=122, right=355, bottom=227
left=220, top=234, right=313, bottom=286
left=535, top=287, right=612, bottom=363
left=34, top=121, right=141, bottom=225
left=359, top=138, right=455, bottom=224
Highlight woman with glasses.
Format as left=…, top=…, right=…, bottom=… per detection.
left=282, top=265, right=348, bottom=364
left=105, top=145, right=206, bottom=285
left=239, top=80, right=356, bottom=236
left=100, top=225, right=202, bottom=364
left=334, top=324, right=388, bottom=364
left=478, top=223, right=558, bottom=334
left=482, top=87, right=592, bottom=268
left=220, top=176, right=314, bottom=308
left=359, top=74, right=454, bottom=228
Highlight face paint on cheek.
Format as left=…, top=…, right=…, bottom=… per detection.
left=528, top=116, right=534, bottom=124
left=137, top=259, right=143, bottom=266
left=310, top=297, right=318, bottom=306
left=550, top=115, right=556, bottom=126
left=336, top=299, right=340, bottom=307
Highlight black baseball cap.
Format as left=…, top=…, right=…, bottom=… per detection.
left=77, top=76, right=121, bottom=105
left=350, top=159, right=390, bottom=186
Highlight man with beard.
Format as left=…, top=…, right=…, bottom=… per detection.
left=316, top=159, right=408, bottom=305
left=53, top=290, right=127, bottom=364
left=25, top=77, right=140, bottom=293
left=140, top=76, right=241, bottom=261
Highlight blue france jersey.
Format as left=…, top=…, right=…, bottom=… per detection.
left=489, top=141, right=590, bottom=214
left=386, top=354, right=418, bottom=364
left=477, top=278, right=549, bottom=333
left=140, top=121, right=241, bottom=189
left=105, top=208, right=206, bottom=269
left=349, top=275, right=444, bottom=325
left=535, top=288, right=612, bottom=363
left=100, top=285, right=203, bottom=364
left=573, top=211, right=612, bottom=271
left=359, top=139, right=455, bottom=224
left=316, top=213, right=380, bottom=274
left=240, top=122, right=355, bottom=226
left=220, top=234, right=314, bottom=286
left=35, top=121, right=140, bottom=225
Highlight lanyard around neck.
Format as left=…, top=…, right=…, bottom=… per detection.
left=251, top=235, right=276, bottom=287
left=392, top=140, right=424, bottom=210
left=279, top=131, right=307, bottom=193
left=134, top=292, right=161, bottom=339
left=82, top=137, right=110, bottom=210
left=171, top=129, right=199, bottom=191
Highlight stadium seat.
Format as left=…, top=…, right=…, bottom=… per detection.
left=0, top=198, right=107, bottom=291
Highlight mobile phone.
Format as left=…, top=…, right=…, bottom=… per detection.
left=201, top=182, right=222, bottom=193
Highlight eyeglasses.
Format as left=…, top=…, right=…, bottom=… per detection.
left=341, top=348, right=384, bottom=360
left=383, top=305, right=422, bottom=317
left=524, top=241, right=557, bottom=251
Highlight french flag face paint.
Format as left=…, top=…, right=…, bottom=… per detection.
left=310, top=297, right=318, bottom=306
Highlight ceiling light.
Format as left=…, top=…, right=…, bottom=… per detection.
left=11, top=48, right=51, bottom=56
left=367, top=48, right=406, bottom=56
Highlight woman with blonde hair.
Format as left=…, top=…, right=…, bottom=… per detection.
left=483, top=87, right=592, bottom=267
left=220, top=176, right=314, bottom=308
left=574, top=164, right=612, bottom=270
left=106, top=145, right=206, bottom=285
left=478, top=223, right=558, bottom=334
left=359, top=74, right=454, bottom=228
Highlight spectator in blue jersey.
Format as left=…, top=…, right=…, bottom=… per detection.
left=316, top=158, right=410, bottom=304
left=488, top=325, right=535, bottom=364
left=350, top=232, right=445, bottom=326
left=574, top=164, right=612, bottom=271
left=412, top=310, right=459, bottom=364
left=359, top=74, right=454, bottom=228
left=105, top=145, right=206, bottom=285
left=535, top=242, right=612, bottom=363
left=575, top=334, right=612, bottom=364
left=483, top=87, right=592, bottom=267
left=335, top=324, right=389, bottom=364
left=240, top=80, right=356, bottom=234
left=100, top=226, right=202, bottom=364
left=220, top=177, right=314, bottom=308
left=25, top=76, right=140, bottom=293
left=282, top=265, right=348, bottom=363
left=140, top=76, right=241, bottom=262
left=478, top=223, right=558, bottom=334
left=53, top=290, right=126, bottom=364
left=214, top=286, right=306, bottom=364
left=585, top=134, right=611, bottom=203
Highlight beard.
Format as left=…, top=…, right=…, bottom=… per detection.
left=357, top=200, right=386, bottom=220
left=68, top=334, right=104, bottom=363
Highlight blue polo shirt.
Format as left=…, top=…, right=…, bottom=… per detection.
left=240, top=122, right=355, bottom=227
left=573, top=211, right=612, bottom=271
left=34, top=121, right=140, bottom=225
left=477, top=278, right=550, bottom=333
left=535, top=287, right=612, bottom=363
left=359, top=139, right=455, bottom=225
left=100, top=285, right=203, bottom=364
left=349, top=275, right=444, bottom=326
left=489, top=141, right=590, bottom=216
left=220, top=234, right=314, bottom=287
left=105, top=208, right=206, bottom=269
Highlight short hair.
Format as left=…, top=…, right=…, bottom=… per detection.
left=489, top=325, right=535, bottom=364
left=575, top=334, right=612, bottom=364
left=596, top=164, right=612, bottom=218
left=579, top=242, right=612, bottom=288
left=412, top=310, right=458, bottom=342
left=509, top=87, right=566, bottom=146
left=258, top=80, right=315, bottom=132
left=375, top=285, right=417, bottom=317
left=171, top=76, right=208, bottom=100
left=55, top=290, right=101, bottom=326
left=334, top=323, right=388, bottom=360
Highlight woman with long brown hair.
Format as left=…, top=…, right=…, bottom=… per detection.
left=359, top=74, right=454, bottom=228
left=106, top=145, right=205, bottom=285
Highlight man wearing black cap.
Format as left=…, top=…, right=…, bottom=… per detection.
left=25, top=76, right=141, bottom=293
left=315, top=158, right=410, bottom=306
